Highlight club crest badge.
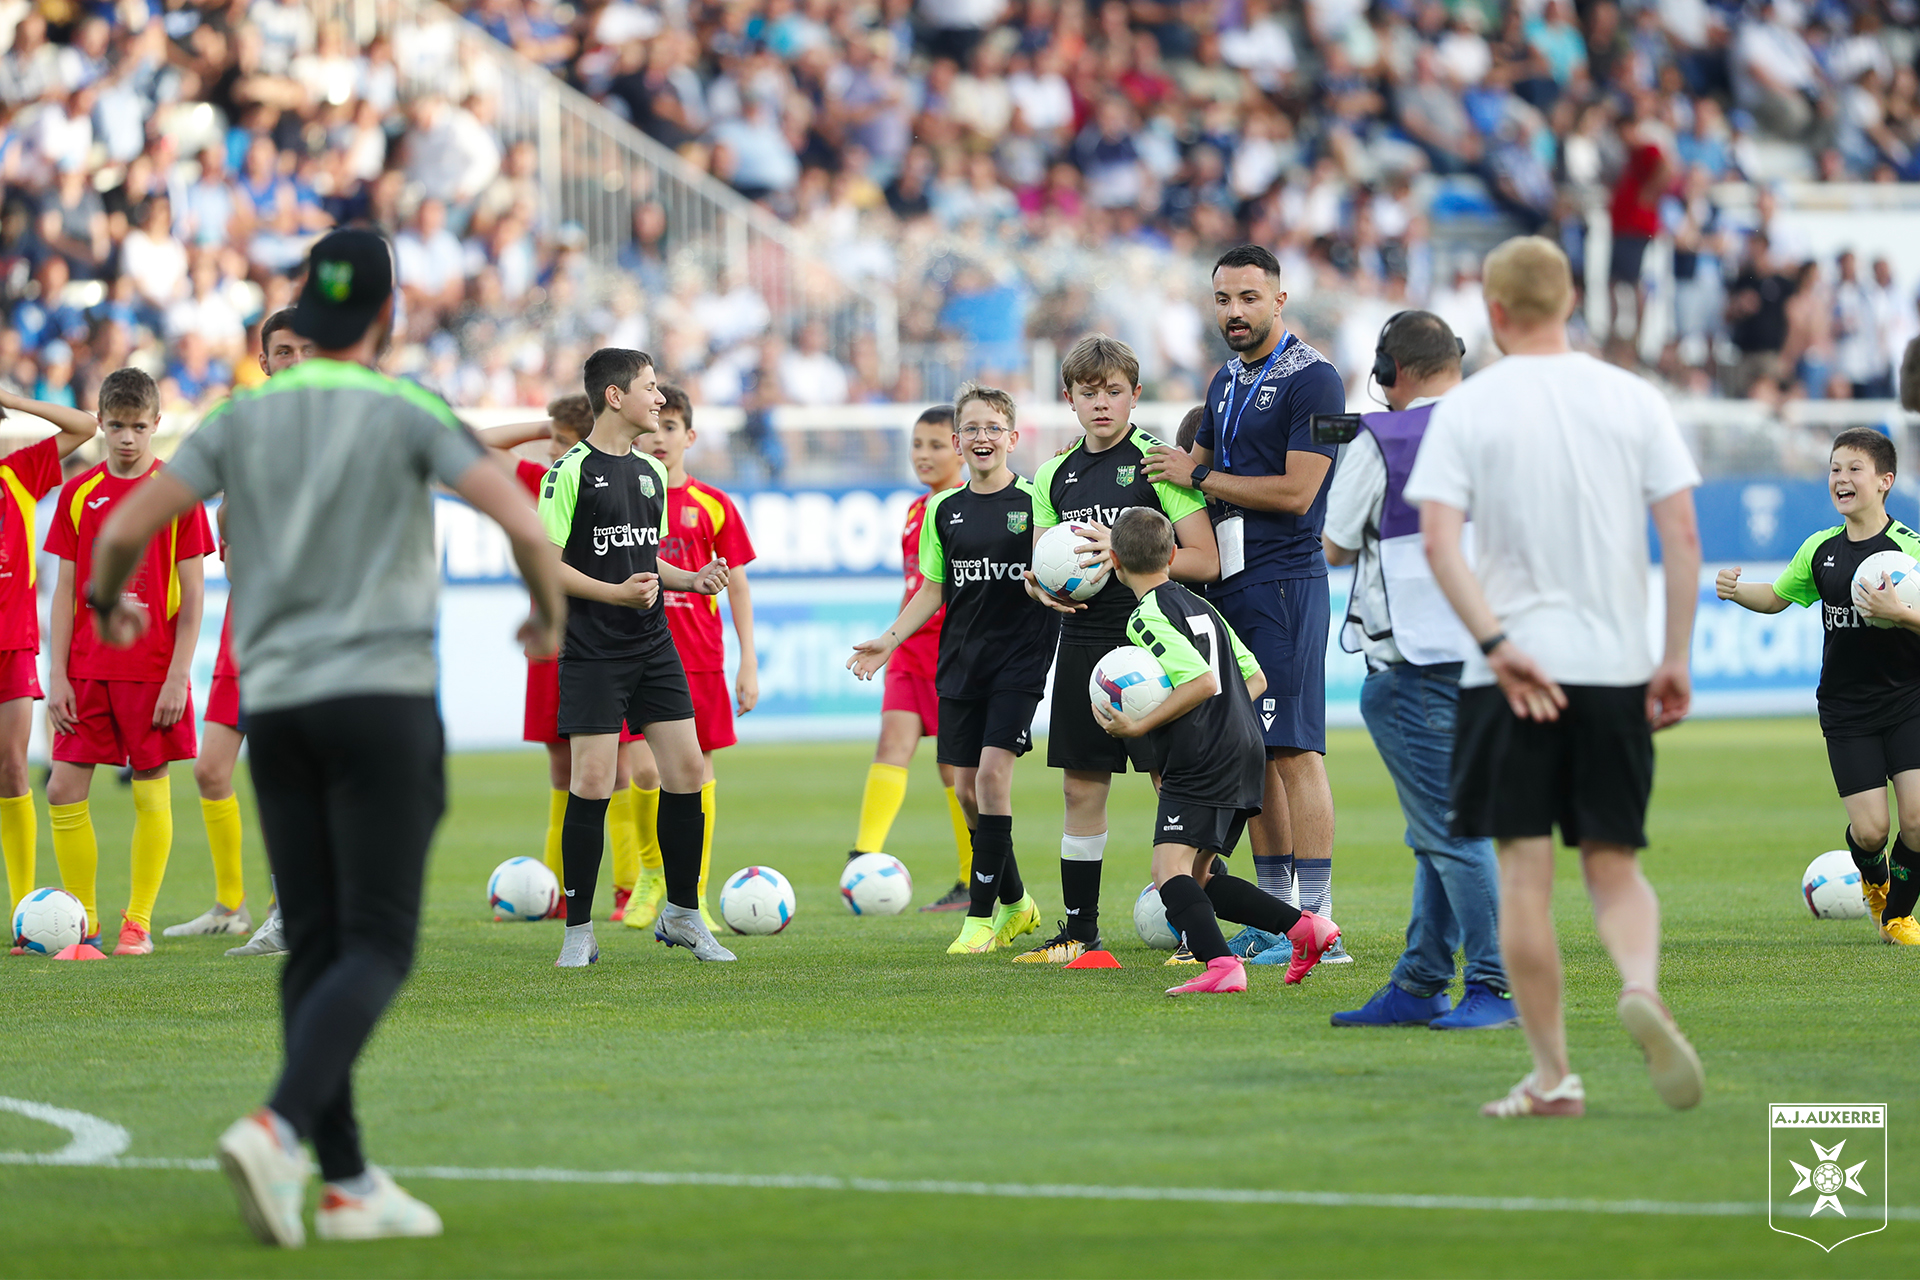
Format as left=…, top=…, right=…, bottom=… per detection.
left=1254, top=387, right=1277, bottom=412
left=1770, top=1103, right=1888, bottom=1251
left=639, top=475, right=656, bottom=498
left=318, top=261, right=353, bottom=302
left=1116, top=465, right=1137, bottom=486
left=1007, top=511, right=1029, bottom=534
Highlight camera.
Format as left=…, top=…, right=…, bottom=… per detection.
left=1310, top=413, right=1363, bottom=445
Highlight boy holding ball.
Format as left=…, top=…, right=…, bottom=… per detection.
left=1717, top=428, right=1920, bottom=944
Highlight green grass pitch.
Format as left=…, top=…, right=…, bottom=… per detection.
left=0, top=717, right=1910, bottom=1278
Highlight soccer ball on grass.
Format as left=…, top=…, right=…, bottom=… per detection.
left=488, top=856, right=560, bottom=922
left=720, top=866, right=797, bottom=934
left=1802, top=850, right=1868, bottom=919
left=840, top=853, right=913, bottom=915
left=12, top=887, right=89, bottom=954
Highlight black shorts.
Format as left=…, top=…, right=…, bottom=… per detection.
left=1154, top=796, right=1253, bottom=856
left=1825, top=718, right=1920, bottom=797
left=936, top=691, right=1039, bottom=768
left=557, top=631, right=694, bottom=737
left=1049, top=639, right=1156, bottom=774
left=1451, top=683, right=1654, bottom=849
left=1610, top=233, right=1652, bottom=284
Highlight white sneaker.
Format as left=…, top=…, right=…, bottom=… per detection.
left=226, top=907, right=288, bottom=957
left=1618, top=986, right=1704, bottom=1110
left=165, top=902, right=254, bottom=937
left=216, top=1110, right=310, bottom=1247
left=556, top=921, right=599, bottom=968
left=315, top=1167, right=443, bottom=1241
left=654, top=907, right=736, bottom=961
left=1319, top=936, right=1354, bottom=965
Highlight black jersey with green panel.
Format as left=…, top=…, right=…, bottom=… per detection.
left=919, top=475, right=1061, bottom=698
left=1773, top=517, right=1920, bottom=734
left=1127, top=581, right=1264, bottom=809
left=538, top=441, right=671, bottom=660
left=1032, top=428, right=1208, bottom=644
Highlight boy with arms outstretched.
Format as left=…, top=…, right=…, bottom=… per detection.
left=623, top=383, right=759, bottom=932
left=846, top=404, right=976, bottom=911
left=849, top=383, right=1059, bottom=953
left=47, top=367, right=214, bottom=955
left=1020, top=334, right=1217, bottom=962
left=539, top=349, right=731, bottom=967
left=1093, top=508, right=1342, bottom=993
left=0, top=386, right=97, bottom=926
left=1719, top=427, right=1920, bottom=943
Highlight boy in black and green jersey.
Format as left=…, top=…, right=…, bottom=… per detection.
left=1093, top=509, right=1343, bottom=994
left=1018, top=335, right=1219, bottom=963
left=539, top=348, right=732, bottom=968
left=850, top=383, right=1060, bottom=954
left=1718, top=427, right=1920, bottom=944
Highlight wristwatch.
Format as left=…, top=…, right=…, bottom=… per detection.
left=1189, top=463, right=1212, bottom=487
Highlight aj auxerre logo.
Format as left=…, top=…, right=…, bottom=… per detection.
left=1769, top=1102, right=1887, bottom=1252
left=948, top=558, right=1028, bottom=585
left=593, top=523, right=659, bottom=556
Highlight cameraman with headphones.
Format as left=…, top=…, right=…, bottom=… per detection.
left=1321, top=311, right=1515, bottom=1030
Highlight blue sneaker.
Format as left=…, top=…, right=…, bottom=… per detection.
left=1228, top=926, right=1285, bottom=958
left=1429, top=981, right=1519, bottom=1030
left=1330, top=983, right=1451, bottom=1027
left=1246, top=936, right=1293, bottom=965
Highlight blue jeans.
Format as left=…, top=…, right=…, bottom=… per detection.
left=1359, top=662, right=1506, bottom=995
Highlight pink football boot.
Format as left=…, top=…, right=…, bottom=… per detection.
left=1165, top=955, right=1249, bottom=996
left=1283, top=913, right=1340, bottom=984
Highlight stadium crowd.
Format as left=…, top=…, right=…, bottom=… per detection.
left=0, top=0, right=1916, bottom=417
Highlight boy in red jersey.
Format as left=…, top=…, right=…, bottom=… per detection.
left=845, top=405, right=975, bottom=909
left=45, top=368, right=214, bottom=955
left=167, top=309, right=314, bottom=944
left=623, top=384, right=757, bottom=930
left=0, top=387, right=98, bottom=929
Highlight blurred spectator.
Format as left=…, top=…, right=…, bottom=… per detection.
left=1725, top=232, right=1794, bottom=395
left=395, top=198, right=467, bottom=328
left=778, top=322, right=850, bottom=405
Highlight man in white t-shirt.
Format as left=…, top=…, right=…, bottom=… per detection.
left=1405, top=236, right=1706, bottom=1120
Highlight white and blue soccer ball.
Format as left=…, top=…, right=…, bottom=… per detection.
left=12, top=887, right=88, bottom=955
left=721, top=866, right=797, bottom=934
left=1850, top=550, right=1920, bottom=628
left=1133, top=882, right=1177, bottom=950
left=488, top=856, right=560, bottom=922
left=1803, top=850, right=1868, bottom=919
left=840, top=853, right=913, bottom=915
left=1090, top=645, right=1173, bottom=720
left=1032, top=522, right=1108, bottom=602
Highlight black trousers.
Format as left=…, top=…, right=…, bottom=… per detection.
left=250, top=695, right=446, bottom=1181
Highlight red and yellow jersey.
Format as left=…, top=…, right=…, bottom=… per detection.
left=514, top=456, right=547, bottom=499
left=658, top=476, right=755, bottom=674
left=45, top=459, right=215, bottom=681
left=894, top=489, right=947, bottom=678
left=0, top=436, right=61, bottom=653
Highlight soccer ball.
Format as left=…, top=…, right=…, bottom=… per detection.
left=1850, top=550, right=1920, bottom=628
left=12, top=887, right=88, bottom=955
left=1133, top=882, right=1177, bottom=949
left=1032, top=522, right=1108, bottom=601
left=488, top=856, right=560, bottom=922
left=1090, top=645, right=1173, bottom=719
left=720, top=866, right=796, bottom=935
left=841, top=852, right=913, bottom=915
left=1802, top=850, right=1868, bottom=919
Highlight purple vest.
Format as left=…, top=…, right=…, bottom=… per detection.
left=1360, top=403, right=1437, bottom=541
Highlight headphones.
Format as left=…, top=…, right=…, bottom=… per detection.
left=1372, top=310, right=1466, bottom=389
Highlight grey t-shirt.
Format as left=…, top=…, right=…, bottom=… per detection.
left=165, top=357, right=487, bottom=713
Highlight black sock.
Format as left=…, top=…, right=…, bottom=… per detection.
left=968, top=816, right=1011, bottom=917
left=1205, top=870, right=1301, bottom=936
left=999, top=845, right=1024, bottom=906
left=1888, top=834, right=1920, bottom=921
left=657, top=789, right=704, bottom=909
left=1061, top=858, right=1102, bottom=942
left=561, top=793, right=610, bottom=926
left=1846, top=825, right=1889, bottom=884
left=1159, top=874, right=1229, bottom=961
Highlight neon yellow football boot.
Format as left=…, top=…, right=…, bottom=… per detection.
left=948, top=916, right=997, bottom=954
left=622, top=873, right=666, bottom=931
left=990, top=893, right=1040, bottom=948
left=1883, top=915, right=1920, bottom=945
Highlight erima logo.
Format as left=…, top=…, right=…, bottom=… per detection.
left=1825, top=556, right=1836, bottom=567
left=591, top=474, right=609, bottom=488
left=949, top=558, right=1029, bottom=584
left=1163, top=815, right=1184, bottom=831
left=593, top=523, right=659, bottom=556
left=1063, top=472, right=1079, bottom=485
left=975, top=871, right=994, bottom=884
left=87, top=496, right=109, bottom=510
left=948, top=512, right=964, bottom=525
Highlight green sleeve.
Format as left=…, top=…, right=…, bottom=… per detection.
left=647, top=454, right=670, bottom=538
left=918, top=486, right=951, bottom=584
left=538, top=450, right=579, bottom=548
left=1890, top=523, right=1920, bottom=561
left=1029, top=451, right=1068, bottom=528
left=1126, top=594, right=1210, bottom=687
left=1221, top=614, right=1260, bottom=681
left=1772, top=527, right=1838, bottom=607
left=1135, top=431, right=1205, bottom=522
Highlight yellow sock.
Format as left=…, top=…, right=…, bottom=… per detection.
left=855, top=763, right=910, bottom=854
left=49, top=799, right=98, bottom=935
left=633, top=783, right=662, bottom=872
left=608, top=786, right=639, bottom=893
left=543, top=788, right=567, bottom=890
left=127, top=777, right=173, bottom=933
left=1, top=791, right=35, bottom=912
left=698, top=779, right=715, bottom=906
left=200, top=795, right=245, bottom=910
left=945, top=785, right=972, bottom=887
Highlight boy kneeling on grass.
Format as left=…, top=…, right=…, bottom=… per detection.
left=1093, top=509, right=1342, bottom=994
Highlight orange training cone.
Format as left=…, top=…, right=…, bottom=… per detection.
left=52, top=942, right=108, bottom=961
left=1065, top=950, right=1121, bottom=969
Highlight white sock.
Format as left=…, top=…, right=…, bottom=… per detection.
left=1060, top=831, right=1107, bottom=860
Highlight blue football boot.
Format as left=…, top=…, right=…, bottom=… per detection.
left=1429, top=981, right=1520, bottom=1029
left=1330, top=983, right=1451, bottom=1027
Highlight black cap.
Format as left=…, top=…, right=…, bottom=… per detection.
left=291, top=228, right=394, bottom=350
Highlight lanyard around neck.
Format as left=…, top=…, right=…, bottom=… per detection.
left=1216, top=336, right=1286, bottom=470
